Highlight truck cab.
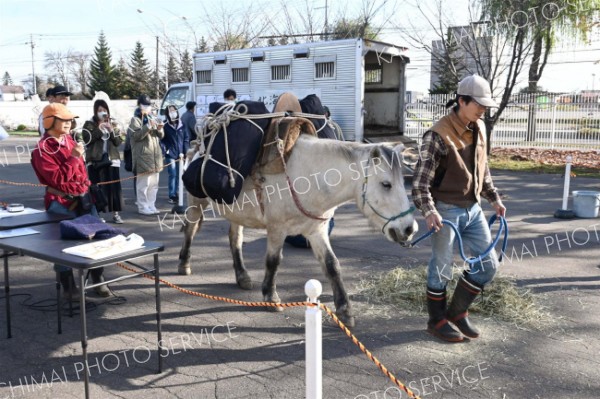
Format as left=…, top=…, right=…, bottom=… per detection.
left=159, top=82, right=193, bottom=120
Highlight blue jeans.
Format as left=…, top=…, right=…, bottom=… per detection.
left=48, top=200, right=98, bottom=273
left=427, top=201, right=498, bottom=290
left=165, top=157, right=179, bottom=199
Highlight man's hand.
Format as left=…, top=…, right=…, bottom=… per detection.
left=425, top=211, right=443, bottom=232
left=493, top=202, right=506, bottom=217
left=71, top=143, right=84, bottom=158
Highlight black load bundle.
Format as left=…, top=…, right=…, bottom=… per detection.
left=299, top=94, right=336, bottom=140
left=183, top=101, right=271, bottom=204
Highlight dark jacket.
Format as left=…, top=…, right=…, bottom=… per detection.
left=161, top=121, right=189, bottom=160
left=180, top=110, right=197, bottom=142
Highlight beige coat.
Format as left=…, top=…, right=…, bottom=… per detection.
left=128, top=116, right=164, bottom=174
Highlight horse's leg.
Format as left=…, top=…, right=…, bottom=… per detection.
left=262, top=229, right=286, bottom=311
left=177, top=197, right=206, bottom=275
left=307, top=228, right=355, bottom=328
left=229, top=223, right=252, bottom=290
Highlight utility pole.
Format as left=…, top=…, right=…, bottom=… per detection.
left=155, top=36, right=159, bottom=100
left=25, top=34, right=37, bottom=95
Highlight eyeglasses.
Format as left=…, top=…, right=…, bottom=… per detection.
left=55, top=117, right=75, bottom=123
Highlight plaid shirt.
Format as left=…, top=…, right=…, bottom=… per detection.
left=412, top=131, right=500, bottom=217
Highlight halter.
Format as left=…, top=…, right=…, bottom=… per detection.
left=360, top=156, right=416, bottom=234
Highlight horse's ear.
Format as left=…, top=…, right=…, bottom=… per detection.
left=369, top=146, right=381, bottom=160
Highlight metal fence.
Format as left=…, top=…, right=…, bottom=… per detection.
left=404, top=93, right=600, bottom=150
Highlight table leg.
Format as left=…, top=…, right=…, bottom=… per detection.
left=154, top=254, right=163, bottom=373
left=56, top=271, right=62, bottom=334
left=3, top=249, right=11, bottom=339
left=79, top=269, right=90, bottom=399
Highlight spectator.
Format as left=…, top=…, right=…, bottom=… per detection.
left=82, top=99, right=125, bottom=224
left=224, top=89, right=236, bottom=103
left=181, top=101, right=197, bottom=142
left=128, top=94, right=164, bottom=215
left=38, top=87, right=56, bottom=136
left=31, top=103, right=110, bottom=298
left=412, top=74, right=505, bottom=343
left=161, top=105, right=189, bottom=204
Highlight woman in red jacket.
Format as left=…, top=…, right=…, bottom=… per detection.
left=31, top=103, right=110, bottom=299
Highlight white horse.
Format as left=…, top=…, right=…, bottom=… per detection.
left=178, top=129, right=417, bottom=327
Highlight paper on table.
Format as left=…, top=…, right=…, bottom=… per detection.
left=0, top=228, right=40, bottom=239
left=0, top=208, right=44, bottom=219
left=62, top=234, right=145, bottom=260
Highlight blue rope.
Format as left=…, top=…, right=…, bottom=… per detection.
left=409, top=215, right=508, bottom=265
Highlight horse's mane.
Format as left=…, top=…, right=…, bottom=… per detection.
left=309, top=138, right=404, bottom=178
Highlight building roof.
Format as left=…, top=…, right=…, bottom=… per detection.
left=0, top=85, right=25, bottom=94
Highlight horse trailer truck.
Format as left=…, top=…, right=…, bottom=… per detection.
left=159, top=38, right=410, bottom=142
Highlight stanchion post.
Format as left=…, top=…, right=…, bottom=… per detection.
left=554, top=155, right=575, bottom=219
left=305, top=279, right=323, bottom=399
left=171, top=154, right=186, bottom=214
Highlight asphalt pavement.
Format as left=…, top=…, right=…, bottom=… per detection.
left=0, top=135, right=599, bottom=399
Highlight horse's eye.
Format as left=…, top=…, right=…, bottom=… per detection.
left=381, top=181, right=392, bottom=190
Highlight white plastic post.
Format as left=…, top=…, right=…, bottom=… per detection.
left=305, top=279, right=323, bottom=399
left=178, top=153, right=184, bottom=207
left=561, top=156, right=572, bottom=210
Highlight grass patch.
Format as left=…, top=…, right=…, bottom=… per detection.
left=6, top=131, right=39, bottom=136
left=489, top=157, right=600, bottom=178
left=356, top=266, right=553, bottom=330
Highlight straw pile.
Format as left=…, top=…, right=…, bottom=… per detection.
left=356, top=266, right=553, bottom=329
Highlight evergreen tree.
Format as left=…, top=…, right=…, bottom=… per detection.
left=113, top=57, right=132, bottom=99
left=195, top=36, right=209, bottom=53
left=148, top=67, right=164, bottom=99
left=128, top=41, right=152, bottom=97
left=179, top=50, right=193, bottom=82
left=89, top=31, right=116, bottom=97
left=430, top=31, right=465, bottom=94
left=166, top=53, right=180, bottom=86
left=2, top=71, right=13, bottom=85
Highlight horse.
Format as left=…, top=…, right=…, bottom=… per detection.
left=177, top=110, right=417, bottom=328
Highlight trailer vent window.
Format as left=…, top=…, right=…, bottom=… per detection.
left=365, top=64, right=383, bottom=84
left=271, top=64, right=291, bottom=81
left=315, top=61, right=335, bottom=79
left=232, top=67, right=249, bottom=83
left=196, top=70, right=212, bottom=84
left=251, top=51, right=265, bottom=62
left=214, top=55, right=227, bottom=65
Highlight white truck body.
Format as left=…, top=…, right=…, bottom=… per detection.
left=159, top=38, right=410, bottom=142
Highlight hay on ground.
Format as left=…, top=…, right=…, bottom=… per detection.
left=356, top=266, right=553, bottom=329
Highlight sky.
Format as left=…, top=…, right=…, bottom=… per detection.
left=1, top=0, right=599, bottom=95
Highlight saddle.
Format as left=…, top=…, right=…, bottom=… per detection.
left=256, top=93, right=317, bottom=175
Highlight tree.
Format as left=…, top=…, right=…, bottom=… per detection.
left=397, top=0, right=534, bottom=152
left=196, top=36, right=209, bottom=53
left=330, top=17, right=379, bottom=40
left=479, top=0, right=600, bottom=141
left=179, top=50, right=193, bottom=82
left=2, top=72, right=13, bottom=86
left=89, top=31, right=116, bottom=97
left=429, top=30, right=467, bottom=94
left=113, top=57, right=131, bottom=99
left=166, top=53, right=180, bottom=86
left=45, top=50, right=72, bottom=89
left=68, top=52, right=91, bottom=98
left=128, top=41, right=152, bottom=97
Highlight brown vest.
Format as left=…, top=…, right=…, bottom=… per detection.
left=429, top=111, right=487, bottom=207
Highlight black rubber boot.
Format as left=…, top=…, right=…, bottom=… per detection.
left=59, top=270, right=80, bottom=301
left=426, top=287, right=463, bottom=342
left=90, top=268, right=111, bottom=298
left=447, top=274, right=483, bottom=338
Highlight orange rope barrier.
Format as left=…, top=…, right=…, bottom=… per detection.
left=115, top=262, right=421, bottom=399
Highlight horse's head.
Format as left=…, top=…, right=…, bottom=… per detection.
left=358, top=143, right=418, bottom=246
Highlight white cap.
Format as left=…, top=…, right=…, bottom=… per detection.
left=457, top=75, right=498, bottom=108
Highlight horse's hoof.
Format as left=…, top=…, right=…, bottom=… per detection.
left=336, top=313, right=356, bottom=328
left=178, top=265, right=191, bottom=275
left=266, top=303, right=284, bottom=312
left=236, top=273, right=253, bottom=290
